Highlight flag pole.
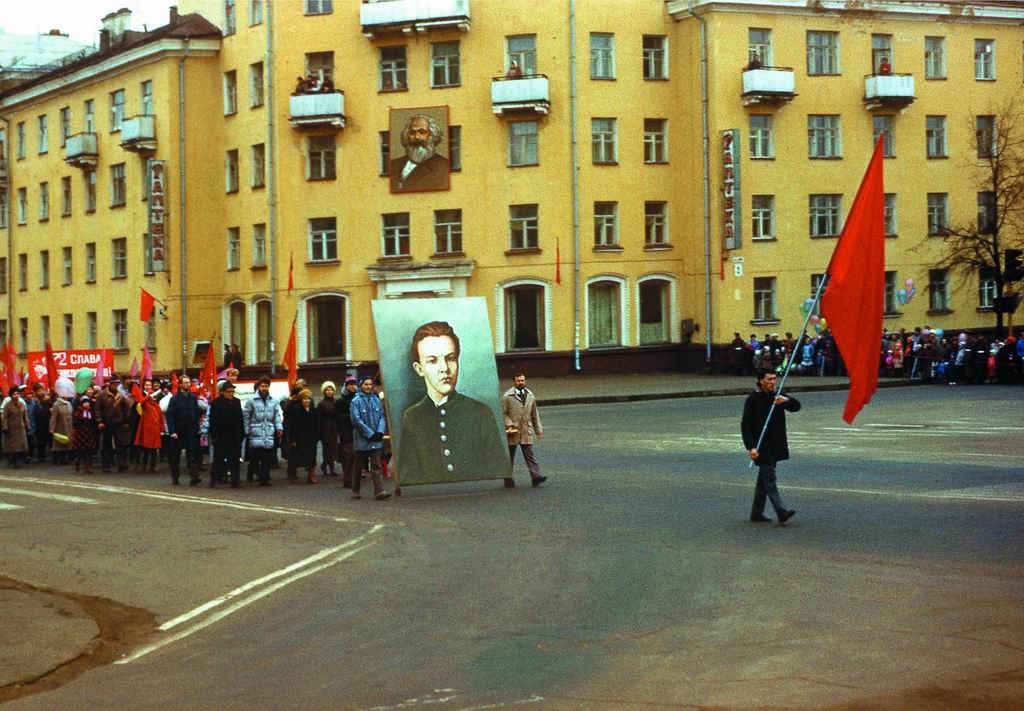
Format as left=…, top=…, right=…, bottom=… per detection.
left=748, top=272, right=830, bottom=468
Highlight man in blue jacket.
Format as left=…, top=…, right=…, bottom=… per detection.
left=349, top=376, right=391, bottom=501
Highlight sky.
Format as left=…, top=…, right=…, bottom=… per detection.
left=0, top=1, right=173, bottom=47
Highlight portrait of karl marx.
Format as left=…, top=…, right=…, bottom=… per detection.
left=389, top=113, right=450, bottom=193
left=397, top=321, right=508, bottom=484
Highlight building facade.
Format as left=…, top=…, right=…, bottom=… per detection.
left=1, top=0, right=1021, bottom=379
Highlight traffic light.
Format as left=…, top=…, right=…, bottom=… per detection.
left=1005, top=249, right=1024, bottom=282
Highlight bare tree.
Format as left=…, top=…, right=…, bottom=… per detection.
left=921, top=100, right=1024, bottom=337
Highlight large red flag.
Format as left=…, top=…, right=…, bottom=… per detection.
left=140, top=288, right=158, bottom=322
left=820, top=138, right=886, bottom=424
left=3, top=341, right=16, bottom=382
left=200, top=344, right=218, bottom=398
left=44, top=341, right=58, bottom=389
left=142, top=343, right=153, bottom=380
left=283, top=319, right=297, bottom=385
left=555, top=241, right=562, bottom=285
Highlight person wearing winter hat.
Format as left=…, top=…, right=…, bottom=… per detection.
left=208, top=380, right=245, bottom=488
left=338, top=375, right=359, bottom=487
left=316, top=381, right=340, bottom=477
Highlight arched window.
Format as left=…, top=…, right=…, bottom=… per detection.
left=505, top=285, right=545, bottom=350
left=228, top=301, right=246, bottom=360
left=638, top=279, right=671, bottom=344
left=255, top=299, right=271, bottom=364
left=305, top=294, right=346, bottom=360
left=587, top=279, right=624, bottom=347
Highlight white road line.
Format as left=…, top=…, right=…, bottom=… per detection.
left=159, top=525, right=384, bottom=631
left=0, top=486, right=99, bottom=505
left=115, top=543, right=374, bottom=665
left=0, top=501, right=25, bottom=510
left=712, top=480, right=1024, bottom=503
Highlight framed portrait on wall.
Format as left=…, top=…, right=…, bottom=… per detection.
left=388, top=106, right=451, bottom=194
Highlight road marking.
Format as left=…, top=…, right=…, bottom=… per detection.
left=0, top=486, right=99, bottom=505
left=0, top=501, right=25, bottom=510
left=712, top=480, right=1024, bottom=503
left=159, top=525, right=384, bottom=631
left=116, top=542, right=375, bottom=665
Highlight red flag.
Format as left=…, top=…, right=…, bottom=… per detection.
left=171, top=372, right=179, bottom=394
left=2, top=341, right=16, bottom=383
left=283, top=319, right=297, bottom=385
left=821, top=138, right=886, bottom=424
left=140, top=288, right=158, bottom=322
left=142, top=344, right=153, bottom=380
left=200, top=344, right=218, bottom=398
left=129, top=357, right=140, bottom=379
left=288, top=252, right=295, bottom=293
left=44, top=341, right=58, bottom=389
left=555, top=241, right=562, bottom=285
left=93, top=350, right=106, bottom=388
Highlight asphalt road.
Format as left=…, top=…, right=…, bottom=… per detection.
left=2, top=385, right=1022, bottom=710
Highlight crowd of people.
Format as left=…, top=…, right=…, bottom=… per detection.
left=293, top=73, right=335, bottom=94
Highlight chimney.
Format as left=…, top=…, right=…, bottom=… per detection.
left=170, top=6, right=179, bottom=24
left=101, top=8, right=132, bottom=42
left=99, top=29, right=110, bottom=51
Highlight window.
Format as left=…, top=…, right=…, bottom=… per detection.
left=449, top=125, right=461, bottom=170
left=227, top=227, right=240, bottom=270
left=433, top=209, right=463, bottom=254
left=588, top=281, right=622, bottom=347
left=639, top=280, right=671, bottom=345
left=85, top=243, right=96, bottom=282
left=222, top=0, right=236, bottom=34
left=507, top=35, right=537, bottom=75
left=309, top=217, right=338, bottom=262
left=228, top=302, right=246, bottom=360
left=642, top=35, right=667, bottom=79
left=927, top=193, right=948, bottom=235
left=112, top=238, right=127, bottom=278
left=380, top=46, right=407, bottom=91
left=925, top=37, right=946, bottom=79
left=593, top=202, right=619, bottom=246
left=307, top=136, right=335, bottom=180
left=977, top=191, right=996, bottom=233
left=979, top=267, right=997, bottom=309
left=753, top=277, right=777, bottom=321
left=749, top=115, right=773, bottom=159
left=17, top=254, right=27, bottom=291
left=16, top=122, right=25, bottom=159
left=381, top=213, right=410, bottom=257
left=509, top=204, right=539, bottom=250
left=110, top=89, right=125, bottom=131
left=872, top=115, right=895, bottom=157
left=41, top=316, right=50, bottom=349
left=250, top=62, right=264, bottom=107
left=509, top=121, right=538, bottom=166
left=975, top=39, right=995, bottom=80
left=62, top=247, right=72, bottom=285
left=884, top=193, right=897, bottom=236
left=110, top=163, right=126, bottom=206
left=926, top=116, right=947, bottom=157
left=505, top=285, right=545, bottom=351
left=751, top=195, right=774, bottom=240
left=808, top=115, right=841, bottom=158
left=644, top=119, right=667, bottom=163
left=141, top=80, right=153, bottom=115
left=807, top=31, right=840, bottom=75
left=590, top=33, right=615, bottom=79
left=225, top=149, right=239, bottom=192
left=0, top=258, right=6, bottom=294
left=884, top=271, right=898, bottom=314
left=38, top=182, right=49, bottom=221
left=61, top=176, right=72, bottom=216
left=431, top=41, right=460, bottom=87
left=810, top=273, right=824, bottom=316
left=809, top=194, right=842, bottom=237
left=379, top=131, right=390, bottom=175
left=306, top=51, right=334, bottom=84
left=16, top=188, right=27, bottom=224
left=645, top=201, right=668, bottom=245
left=86, top=312, right=97, bottom=349
left=871, top=34, right=893, bottom=73
left=0, top=192, right=6, bottom=229
left=63, top=314, right=74, bottom=349
left=59, top=107, right=71, bottom=146
left=306, top=296, right=345, bottom=360
left=748, top=28, right=773, bottom=66
left=18, top=318, right=28, bottom=354
left=976, top=116, right=996, bottom=158
left=85, top=171, right=96, bottom=211
left=84, top=100, right=95, bottom=133
left=0, top=320, right=6, bottom=345
left=39, top=250, right=49, bottom=289
left=38, top=115, right=48, bottom=153
left=255, top=300, right=271, bottom=363
left=252, top=143, right=265, bottom=187
left=112, top=309, right=128, bottom=350
left=249, top=0, right=263, bottom=25
left=304, top=0, right=332, bottom=15
left=224, top=71, right=238, bottom=115
left=928, top=269, right=950, bottom=311
left=592, top=118, right=617, bottom=163
left=252, top=224, right=267, bottom=267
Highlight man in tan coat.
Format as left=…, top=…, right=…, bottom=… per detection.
left=501, top=373, right=546, bottom=488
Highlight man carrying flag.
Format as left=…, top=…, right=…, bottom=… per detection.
left=742, top=369, right=800, bottom=525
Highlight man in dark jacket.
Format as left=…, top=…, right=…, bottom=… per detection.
left=208, top=380, right=245, bottom=488
left=165, top=374, right=202, bottom=486
left=96, top=378, right=131, bottom=472
left=338, top=375, right=358, bottom=488
left=741, top=369, right=800, bottom=525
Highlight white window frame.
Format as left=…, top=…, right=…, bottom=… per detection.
left=309, top=217, right=338, bottom=262
left=109, top=89, right=125, bottom=132
left=751, top=195, right=775, bottom=240
left=884, top=193, right=897, bottom=236
left=252, top=143, right=266, bottom=187
left=748, top=28, right=773, bottom=66
left=590, top=33, right=615, bottom=79
left=808, top=115, right=842, bottom=158
left=506, top=34, right=537, bottom=75
left=225, top=149, right=239, bottom=192
left=297, top=291, right=351, bottom=363
left=749, top=115, right=774, bottom=159
left=381, top=213, right=410, bottom=258
left=644, top=119, right=667, bottom=163
left=307, top=136, right=336, bottom=180
left=431, top=41, right=461, bottom=88
left=642, top=35, right=668, bottom=79
left=593, top=202, right=619, bottom=247
left=927, top=193, right=948, bottom=235
left=223, top=71, right=238, bottom=115
left=929, top=269, right=950, bottom=311
left=227, top=227, right=241, bottom=270
left=926, top=116, right=947, bottom=158
left=250, top=62, right=264, bottom=107
left=111, top=237, right=127, bottom=278
left=110, top=163, right=126, bottom=206
left=61, top=176, right=72, bottom=216
left=584, top=275, right=629, bottom=349
left=86, top=312, right=97, bottom=349
left=809, top=194, right=842, bottom=237
left=62, top=246, right=72, bottom=285
left=872, top=115, right=895, bottom=157
left=433, top=209, right=463, bottom=254
left=141, top=80, right=153, bottom=115
left=252, top=224, right=267, bottom=267
left=304, top=0, right=333, bottom=16
left=379, top=46, right=407, bottom=90
left=509, top=204, right=539, bottom=250
left=508, top=121, right=538, bottom=167
left=635, top=274, right=678, bottom=346
left=38, top=182, right=49, bottom=221
left=807, top=31, right=840, bottom=75
left=85, top=243, right=96, bottom=283
left=974, top=39, right=995, bottom=80
left=494, top=279, right=553, bottom=354
left=925, top=37, right=946, bottom=79
left=644, top=201, right=668, bottom=245
left=592, top=118, right=617, bottom=163
left=979, top=268, right=997, bottom=309
left=38, top=115, right=48, bottom=154
left=753, top=276, right=777, bottom=321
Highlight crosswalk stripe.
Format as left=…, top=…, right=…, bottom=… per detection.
left=0, top=501, right=25, bottom=510
left=0, top=487, right=99, bottom=505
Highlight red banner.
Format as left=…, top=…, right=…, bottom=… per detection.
left=26, top=349, right=115, bottom=383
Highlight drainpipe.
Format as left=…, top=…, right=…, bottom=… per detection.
left=568, top=0, right=581, bottom=371
left=178, top=39, right=190, bottom=371
left=1, top=116, right=11, bottom=338
left=266, top=1, right=278, bottom=374
left=690, top=8, right=714, bottom=365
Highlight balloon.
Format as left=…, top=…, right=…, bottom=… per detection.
left=814, top=323, right=822, bottom=334
left=905, top=278, right=914, bottom=289
left=819, top=317, right=827, bottom=330
left=934, top=328, right=944, bottom=339
left=74, top=367, right=94, bottom=394
left=54, top=377, right=75, bottom=399
left=906, top=286, right=916, bottom=302
left=799, top=302, right=810, bottom=317
left=897, top=288, right=907, bottom=305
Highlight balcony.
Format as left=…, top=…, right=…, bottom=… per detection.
left=288, top=92, right=346, bottom=130
left=120, top=115, right=157, bottom=152
left=863, top=73, right=915, bottom=111
left=491, top=75, right=550, bottom=116
left=741, top=67, right=796, bottom=107
left=64, top=132, right=99, bottom=168
left=360, top=0, right=470, bottom=38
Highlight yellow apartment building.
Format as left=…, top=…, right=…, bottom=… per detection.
left=1, top=0, right=1022, bottom=379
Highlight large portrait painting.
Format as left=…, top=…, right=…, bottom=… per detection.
left=389, top=106, right=450, bottom=194
left=372, top=298, right=510, bottom=487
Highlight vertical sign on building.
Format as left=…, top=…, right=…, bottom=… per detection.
left=147, top=159, right=167, bottom=272
left=721, top=129, right=741, bottom=250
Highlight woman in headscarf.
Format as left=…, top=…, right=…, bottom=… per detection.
left=72, top=396, right=99, bottom=473
left=284, top=389, right=320, bottom=484
left=316, top=381, right=340, bottom=477
left=2, top=387, right=30, bottom=468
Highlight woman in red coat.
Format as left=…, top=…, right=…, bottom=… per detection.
left=134, top=392, right=165, bottom=472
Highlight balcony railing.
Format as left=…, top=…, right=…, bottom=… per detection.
left=864, top=73, right=915, bottom=110
left=741, top=67, right=796, bottom=107
left=120, top=115, right=157, bottom=152
left=491, top=75, right=550, bottom=116
left=64, top=132, right=99, bottom=168
left=288, top=92, right=346, bottom=129
left=360, top=0, right=471, bottom=38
